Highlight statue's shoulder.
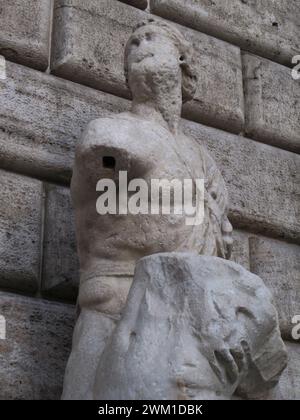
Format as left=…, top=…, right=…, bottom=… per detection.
left=83, top=112, right=143, bottom=137
left=78, top=112, right=171, bottom=159
left=76, top=113, right=138, bottom=156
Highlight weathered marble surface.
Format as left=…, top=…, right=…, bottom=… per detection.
left=93, top=254, right=287, bottom=400
left=63, top=17, right=234, bottom=400
left=62, top=18, right=287, bottom=400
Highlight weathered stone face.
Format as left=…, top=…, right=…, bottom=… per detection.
left=125, top=21, right=198, bottom=104
left=126, top=25, right=182, bottom=82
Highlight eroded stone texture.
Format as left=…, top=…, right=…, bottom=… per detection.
left=230, top=230, right=250, bottom=271
left=41, top=193, right=249, bottom=305
left=272, top=343, right=300, bottom=400
left=93, top=254, right=287, bottom=400
left=51, top=0, right=145, bottom=97
left=0, top=169, right=42, bottom=293
left=0, top=291, right=75, bottom=400
left=249, top=236, right=300, bottom=342
left=51, top=0, right=244, bottom=133
left=243, top=54, right=300, bottom=153
left=182, top=120, right=300, bottom=244
left=251, top=342, right=300, bottom=400
left=0, top=60, right=129, bottom=184
left=42, top=184, right=79, bottom=301
left=150, top=0, right=300, bottom=67
left=118, top=0, right=148, bottom=9
left=180, top=26, right=244, bottom=133
left=0, top=0, right=52, bottom=70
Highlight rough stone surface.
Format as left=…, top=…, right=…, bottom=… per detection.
left=0, top=60, right=129, bottom=184
left=230, top=230, right=250, bottom=271
left=243, top=53, right=300, bottom=153
left=182, top=120, right=300, bottom=244
left=180, top=25, right=244, bottom=133
left=251, top=342, right=300, bottom=400
left=249, top=236, right=300, bottom=342
left=51, top=0, right=145, bottom=97
left=274, top=343, right=300, bottom=400
left=0, top=291, right=75, bottom=400
left=51, top=0, right=244, bottom=133
left=0, top=169, right=42, bottom=294
left=0, top=0, right=52, bottom=71
left=42, top=184, right=79, bottom=301
left=93, top=254, right=287, bottom=400
left=119, top=0, right=148, bottom=9
left=150, top=0, right=300, bottom=67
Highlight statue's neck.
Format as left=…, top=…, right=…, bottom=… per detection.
left=130, top=78, right=182, bottom=135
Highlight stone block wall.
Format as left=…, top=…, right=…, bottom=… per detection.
left=0, top=0, right=299, bottom=399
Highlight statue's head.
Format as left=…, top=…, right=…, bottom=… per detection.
left=124, top=18, right=198, bottom=103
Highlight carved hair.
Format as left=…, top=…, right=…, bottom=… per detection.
left=124, top=18, right=198, bottom=103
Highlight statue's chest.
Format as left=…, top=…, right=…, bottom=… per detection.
left=76, top=118, right=205, bottom=189
left=123, top=122, right=204, bottom=180
left=144, top=132, right=205, bottom=181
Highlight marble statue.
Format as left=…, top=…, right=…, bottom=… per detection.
left=94, top=253, right=287, bottom=400
left=62, top=18, right=286, bottom=400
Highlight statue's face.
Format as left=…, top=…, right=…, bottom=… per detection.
left=126, top=25, right=181, bottom=95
